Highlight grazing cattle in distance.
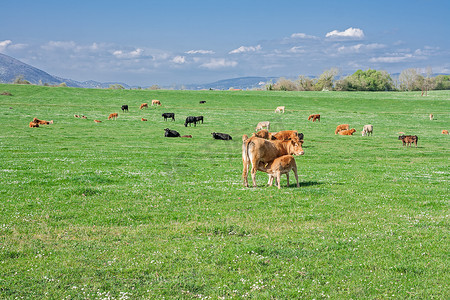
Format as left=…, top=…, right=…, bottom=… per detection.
left=162, top=113, right=175, bottom=121
left=185, top=116, right=197, bottom=127
left=442, top=130, right=449, bottom=135
left=74, top=114, right=80, bottom=118
left=29, top=121, right=39, bottom=128
left=270, top=130, right=301, bottom=141
left=181, top=135, right=193, bottom=138
left=429, top=114, right=433, bottom=120
left=362, top=124, right=373, bottom=136
left=140, top=103, right=148, bottom=109
left=335, top=124, right=349, bottom=135
left=164, top=128, right=180, bottom=137
left=81, top=115, right=87, bottom=119
left=33, top=118, right=53, bottom=125
left=258, top=155, right=299, bottom=189
left=152, top=99, right=161, bottom=106
left=275, top=106, right=285, bottom=113
left=194, top=116, right=204, bottom=124
left=252, top=129, right=270, bottom=139
left=108, top=113, right=118, bottom=120
left=338, top=128, right=356, bottom=135
left=255, top=121, right=270, bottom=131
left=94, top=120, right=102, bottom=123
left=199, top=100, right=206, bottom=104
left=398, top=135, right=418, bottom=147
left=242, top=136, right=304, bottom=187
left=141, top=118, right=148, bottom=121
left=212, top=132, right=232, bottom=140
left=121, top=105, right=129, bottom=112
left=308, top=114, right=320, bottom=122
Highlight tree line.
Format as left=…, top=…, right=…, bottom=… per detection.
left=267, top=68, right=450, bottom=92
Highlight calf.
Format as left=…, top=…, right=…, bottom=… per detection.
left=121, top=105, right=129, bottom=112
left=74, top=114, right=80, bottom=118
left=108, top=113, right=118, bottom=120
left=338, top=128, right=356, bottom=135
left=164, top=128, right=180, bottom=137
left=252, top=129, right=270, bottom=139
left=212, top=132, right=232, bottom=140
left=335, top=124, right=349, bottom=135
left=275, top=106, right=285, bottom=113
left=255, top=121, right=270, bottom=131
left=429, top=114, right=433, bottom=120
left=152, top=99, right=161, bottom=106
left=33, top=118, right=53, bottom=125
left=141, top=118, right=147, bottom=121
left=242, top=136, right=304, bottom=187
left=184, top=116, right=197, bottom=127
left=94, top=119, right=102, bottom=123
left=199, top=100, right=206, bottom=104
left=398, top=135, right=418, bottom=147
left=361, top=124, right=373, bottom=136
left=181, top=135, right=193, bottom=138
left=194, top=116, right=204, bottom=124
left=258, top=155, right=299, bottom=189
left=162, top=113, right=175, bottom=121
left=29, top=121, right=39, bottom=128
left=442, top=130, right=449, bottom=135
left=308, top=114, right=320, bottom=122
left=140, top=103, right=148, bottom=109
left=270, top=130, right=302, bottom=141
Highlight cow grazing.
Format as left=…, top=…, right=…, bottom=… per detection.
left=270, top=130, right=301, bottom=141
left=194, top=116, right=204, bottom=124
left=140, top=103, right=148, bottom=109
left=242, top=136, right=304, bottom=187
left=442, top=130, right=449, bottom=135
left=152, top=99, right=161, bottom=106
left=164, top=128, right=180, bottom=137
left=121, top=105, right=129, bottom=112
left=275, top=106, right=285, bottom=113
left=33, top=118, right=53, bottom=125
left=141, top=118, right=148, bottom=121
left=94, top=119, right=102, bottom=123
left=199, top=100, right=206, bottom=104
left=338, top=128, right=356, bottom=135
left=308, top=114, right=320, bottom=122
left=81, top=115, right=87, bottom=119
left=184, top=116, right=197, bottom=127
left=335, top=124, right=349, bottom=135
left=108, top=113, right=118, bottom=120
left=162, top=113, right=175, bottom=121
left=212, top=132, right=232, bottom=140
left=429, top=114, right=433, bottom=120
left=181, top=135, right=193, bottom=138
left=29, top=121, right=39, bottom=128
left=74, top=114, right=80, bottom=118
left=398, top=135, right=418, bottom=147
left=361, top=124, right=373, bottom=136
left=258, top=155, right=299, bottom=189
left=255, top=121, right=270, bottom=131
left=252, top=129, right=270, bottom=139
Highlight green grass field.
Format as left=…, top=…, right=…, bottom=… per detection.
left=0, top=84, right=449, bottom=299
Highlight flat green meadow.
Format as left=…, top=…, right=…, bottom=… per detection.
left=0, top=84, right=449, bottom=299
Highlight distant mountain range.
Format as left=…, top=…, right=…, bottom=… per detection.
left=0, top=53, right=281, bottom=90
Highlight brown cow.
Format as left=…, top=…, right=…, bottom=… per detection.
left=29, top=121, right=39, bottom=128
left=258, top=155, right=299, bottom=189
left=141, top=118, right=148, bottom=121
left=108, top=113, right=118, bottom=120
left=270, top=130, right=299, bottom=141
left=151, top=99, right=161, bottom=106
left=335, top=124, right=349, bottom=135
left=442, top=130, right=449, bottom=135
left=94, top=119, right=102, bottom=123
left=398, top=135, right=418, bottom=147
left=181, top=135, right=193, bottom=138
left=252, top=129, right=270, bottom=139
left=308, top=114, right=320, bottom=122
left=338, top=128, right=356, bottom=135
left=242, top=136, right=304, bottom=187
left=33, top=118, right=53, bottom=125
left=74, top=114, right=80, bottom=118
left=140, top=103, right=148, bottom=109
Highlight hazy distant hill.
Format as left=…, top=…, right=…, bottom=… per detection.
left=183, top=76, right=279, bottom=90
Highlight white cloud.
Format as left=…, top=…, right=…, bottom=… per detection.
left=113, top=48, right=144, bottom=59
left=200, top=58, right=237, bottom=69
left=326, top=27, right=365, bottom=39
left=337, top=43, right=385, bottom=53
left=185, top=50, right=215, bottom=55
left=0, top=40, right=12, bottom=52
left=291, top=33, right=319, bottom=40
left=288, top=46, right=306, bottom=54
left=229, top=45, right=262, bottom=54
left=369, top=54, right=413, bottom=63
left=172, top=56, right=186, bottom=64
left=42, top=41, right=77, bottom=50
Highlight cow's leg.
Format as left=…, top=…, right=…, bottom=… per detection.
left=267, top=175, right=273, bottom=186
left=242, top=161, right=249, bottom=187
left=286, top=173, right=290, bottom=187
left=250, top=159, right=258, bottom=187
left=276, top=172, right=281, bottom=189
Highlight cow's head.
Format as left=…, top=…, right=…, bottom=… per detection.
left=288, top=139, right=304, bottom=156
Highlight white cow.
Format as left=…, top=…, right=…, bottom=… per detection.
left=255, top=121, right=270, bottom=131
left=275, top=106, right=285, bottom=113
left=361, top=124, right=373, bottom=136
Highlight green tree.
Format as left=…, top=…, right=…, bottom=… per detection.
left=314, top=68, right=338, bottom=91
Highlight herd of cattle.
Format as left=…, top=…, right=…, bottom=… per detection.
left=28, top=100, right=447, bottom=188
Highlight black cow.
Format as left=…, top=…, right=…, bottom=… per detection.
left=121, top=105, right=128, bottom=112
left=184, top=116, right=197, bottom=127
left=194, top=116, right=204, bottom=124
left=162, top=113, right=175, bottom=121
left=164, top=128, right=180, bottom=137
left=199, top=101, right=206, bottom=104
left=212, top=132, right=232, bottom=140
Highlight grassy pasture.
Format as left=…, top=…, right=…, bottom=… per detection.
left=0, top=84, right=449, bottom=299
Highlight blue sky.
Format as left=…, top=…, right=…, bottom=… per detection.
left=1, top=0, right=449, bottom=86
